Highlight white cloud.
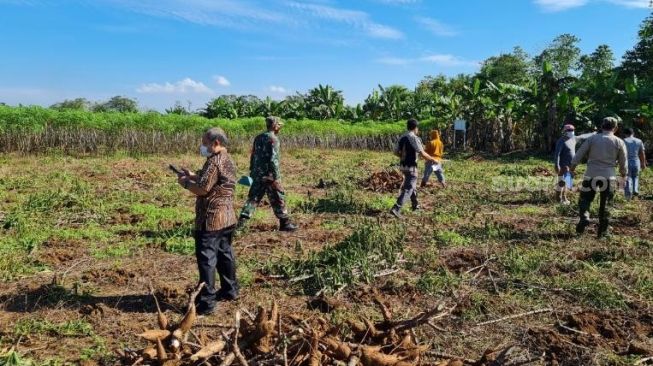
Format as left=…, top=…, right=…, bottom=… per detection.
left=534, top=0, right=650, bottom=11
left=534, top=0, right=589, bottom=11
left=376, top=0, right=420, bottom=4
left=136, top=78, right=214, bottom=94
left=415, top=17, right=458, bottom=37
left=607, top=0, right=650, bottom=7
left=268, top=85, right=287, bottom=93
left=420, top=54, right=479, bottom=67
left=377, top=54, right=479, bottom=67
left=376, top=57, right=411, bottom=65
left=213, top=75, right=231, bottom=87
left=97, top=0, right=288, bottom=29
left=286, top=2, right=404, bottom=40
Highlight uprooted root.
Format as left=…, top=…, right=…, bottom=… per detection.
left=118, top=283, right=464, bottom=366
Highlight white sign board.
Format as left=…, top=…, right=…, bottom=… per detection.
left=454, top=119, right=466, bottom=131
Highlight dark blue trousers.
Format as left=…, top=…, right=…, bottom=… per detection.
left=194, top=225, right=238, bottom=309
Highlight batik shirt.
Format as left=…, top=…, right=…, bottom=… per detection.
left=195, top=152, right=237, bottom=231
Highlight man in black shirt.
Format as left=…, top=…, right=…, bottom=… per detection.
left=391, top=119, right=440, bottom=218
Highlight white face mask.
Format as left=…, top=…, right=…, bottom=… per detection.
left=566, top=131, right=575, bottom=139
left=200, top=144, right=211, bottom=157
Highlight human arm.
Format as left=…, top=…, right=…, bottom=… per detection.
left=179, top=157, right=218, bottom=196
left=249, top=139, right=256, bottom=175
left=409, top=135, right=438, bottom=163
left=640, top=143, right=647, bottom=170
left=419, top=150, right=439, bottom=163
left=553, top=140, right=562, bottom=173
left=181, top=168, right=197, bottom=180
left=269, top=136, right=281, bottom=181
left=617, top=141, right=628, bottom=177
left=575, top=132, right=595, bottom=144
left=570, top=137, right=591, bottom=173
left=393, top=139, right=401, bottom=157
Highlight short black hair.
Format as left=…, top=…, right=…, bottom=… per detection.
left=601, top=117, right=618, bottom=131
left=624, top=128, right=634, bottom=136
left=407, top=118, right=419, bottom=131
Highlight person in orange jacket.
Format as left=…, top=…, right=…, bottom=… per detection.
left=421, top=129, right=446, bottom=188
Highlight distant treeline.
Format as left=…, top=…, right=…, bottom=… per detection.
left=1, top=13, right=652, bottom=154
left=0, top=106, right=431, bottom=154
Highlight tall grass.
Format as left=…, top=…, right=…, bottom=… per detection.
left=0, top=105, right=439, bottom=154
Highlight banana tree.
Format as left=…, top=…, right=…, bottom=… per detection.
left=363, top=89, right=384, bottom=121
left=305, top=84, right=345, bottom=120
left=378, top=85, right=412, bottom=121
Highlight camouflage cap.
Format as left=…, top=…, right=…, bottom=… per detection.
left=265, top=116, right=283, bottom=129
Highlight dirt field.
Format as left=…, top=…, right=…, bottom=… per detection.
left=0, top=149, right=652, bottom=365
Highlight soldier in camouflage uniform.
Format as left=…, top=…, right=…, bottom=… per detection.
left=238, top=116, right=298, bottom=232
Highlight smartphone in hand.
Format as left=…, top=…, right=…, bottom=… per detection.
left=168, top=164, right=184, bottom=176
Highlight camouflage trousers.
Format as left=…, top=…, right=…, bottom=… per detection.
left=578, top=178, right=615, bottom=234
left=239, top=180, right=289, bottom=220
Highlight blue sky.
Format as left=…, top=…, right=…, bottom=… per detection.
left=0, top=0, right=650, bottom=111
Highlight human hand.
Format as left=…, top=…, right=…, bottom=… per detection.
left=182, top=168, right=196, bottom=179
left=271, top=180, right=283, bottom=192
left=178, top=175, right=189, bottom=188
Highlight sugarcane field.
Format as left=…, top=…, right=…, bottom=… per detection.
left=1, top=2, right=653, bottom=365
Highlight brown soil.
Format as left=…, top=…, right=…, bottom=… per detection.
left=532, top=166, right=554, bottom=177
left=527, top=311, right=653, bottom=365
left=37, top=238, right=88, bottom=267
left=441, top=248, right=485, bottom=273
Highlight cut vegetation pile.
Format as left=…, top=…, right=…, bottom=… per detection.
left=360, top=170, right=404, bottom=193
left=120, top=283, right=461, bottom=366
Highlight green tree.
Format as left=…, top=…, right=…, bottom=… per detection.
left=93, top=96, right=139, bottom=113
left=362, top=89, right=384, bottom=120
left=278, top=94, right=307, bottom=120
left=165, top=101, right=190, bottom=115
left=305, top=84, right=344, bottom=120
left=50, top=98, right=92, bottom=111
left=579, top=45, right=615, bottom=80
left=479, top=46, right=532, bottom=85
left=202, top=96, right=238, bottom=119
left=378, top=85, right=413, bottom=121
left=535, top=34, right=581, bottom=79
left=620, top=13, right=653, bottom=81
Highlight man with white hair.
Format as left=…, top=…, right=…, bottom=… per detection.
left=178, top=127, right=239, bottom=315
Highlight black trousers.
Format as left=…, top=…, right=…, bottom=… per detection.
left=578, top=178, right=615, bottom=234
left=194, top=225, right=238, bottom=308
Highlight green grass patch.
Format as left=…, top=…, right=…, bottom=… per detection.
left=416, top=268, right=461, bottom=295
left=270, top=221, right=405, bottom=295
left=434, top=230, right=470, bottom=247
left=14, top=319, right=93, bottom=338
left=92, top=243, right=135, bottom=259
left=501, top=246, right=550, bottom=278
left=163, top=237, right=195, bottom=255
left=556, top=273, right=627, bottom=309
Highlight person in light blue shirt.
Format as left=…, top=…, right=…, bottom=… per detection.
left=623, top=128, right=647, bottom=199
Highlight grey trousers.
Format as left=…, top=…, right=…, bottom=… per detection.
left=395, top=170, right=418, bottom=209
